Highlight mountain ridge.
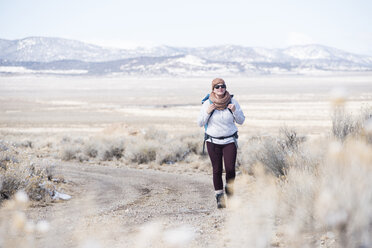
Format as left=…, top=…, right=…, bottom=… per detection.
left=1, top=36, right=371, bottom=76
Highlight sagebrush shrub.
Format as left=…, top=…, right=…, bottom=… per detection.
left=180, top=133, right=204, bottom=155
left=332, top=107, right=359, bottom=141
left=84, top=143, right=98, bottom=158
left=239, top=128, right=307, bottom=177
left=156, top=140, right=190, bottom=165
left=61, top=147, right=80, bottom=161
left=332, top=106, right=372, bottom=141
left=0, top=142, right=61, bottom=202
left=125, top=140, right=157, bottom=164
left=0, top=168, right=23, bottom=200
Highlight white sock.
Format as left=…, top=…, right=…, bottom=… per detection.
left=215, top=190, right=224, bottom=195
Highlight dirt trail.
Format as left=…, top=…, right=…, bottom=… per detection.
left=27, top=162, right=226, bottom=248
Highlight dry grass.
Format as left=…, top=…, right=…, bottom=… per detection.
left=228, top=136, right=372, bottom=247
left=0, top=137, right=370, bottom=247
left=0, top=191, right=51, bottom=248
left=237, top=127, right=310, bottom=177
left=57, top=128, right=204, bottom=168
left=0, top=140, right=65, bottom=203
left=332, top=105, right=372, bottom=141
left=227, top=106, right=372, bottom=248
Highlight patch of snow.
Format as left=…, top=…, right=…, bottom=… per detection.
left=175, top=55, right=205, bottom=66
left=283, top=45, right=333, bottom=60
left=0, top=66, right=88, bottom=74
left=53, top=191, right=72, bottom=201
left=0, top=66, right=34, bottom=73
left=17, top=38, right=37, bottom=50
left=38, top=69, right=88, bottom=74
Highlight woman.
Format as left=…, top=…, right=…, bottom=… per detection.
left=198, top=78, right=245, bottom=209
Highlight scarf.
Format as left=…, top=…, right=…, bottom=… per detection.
left=209, top=91, right=231, bottom=110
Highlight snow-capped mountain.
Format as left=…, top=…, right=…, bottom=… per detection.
left=0, top=37, right=129, bottom=62
left=0, top=36, right=371, bottom=76
left=0, top=37, right=184, bottom=62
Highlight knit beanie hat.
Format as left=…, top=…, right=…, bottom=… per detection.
left=212, top=78, right=225, bottom=91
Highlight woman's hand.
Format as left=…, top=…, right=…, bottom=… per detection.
left=227, top=104, right=236, bottom=112
left=207, top=103, right=217, bottom=114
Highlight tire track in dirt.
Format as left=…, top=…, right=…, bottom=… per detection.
left=27, top=162, right=226, bottom=248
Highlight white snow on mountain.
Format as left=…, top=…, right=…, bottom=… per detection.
left=283, top=45, right=334, bottom=60
left=174, top=55, right=205, bottom=66
left=0, top=37, right=127, bottom=62
left=0, top=66, right=88, bottom=74
left=1, top=36, right=372, bottom=76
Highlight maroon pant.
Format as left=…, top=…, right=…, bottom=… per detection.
left=206, top=141, right=237, bottom=191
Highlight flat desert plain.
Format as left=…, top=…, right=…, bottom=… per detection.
left=1, top=74, right=372, bottom=136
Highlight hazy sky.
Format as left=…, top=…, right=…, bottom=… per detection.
left=1, top=0, right=372, bottom=55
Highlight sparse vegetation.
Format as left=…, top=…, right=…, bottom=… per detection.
left=228, top=107, right=372, bottom=247
left=0, top=140, right=65, bottom=203
left=57, top=129, right=204, bottom=167
left=228, top=136, right=372, bottom=247
left=332, top=105, right=372, bottom=141
left=237, top=127, right=308, bottom=177
left=125, top=140, right=158, bottom=164
left=61, top=146, right=80, bottom=161
left=1, top=75, right=371, bottom=247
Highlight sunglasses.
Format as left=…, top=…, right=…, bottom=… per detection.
left=214, top=84, right=226, bottom=89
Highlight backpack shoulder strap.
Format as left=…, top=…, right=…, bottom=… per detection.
left=227, top=94, right=234, bottom=114
left=203, top=93, right=234, bottom=130
left=201, top=94, right=210, bottom=104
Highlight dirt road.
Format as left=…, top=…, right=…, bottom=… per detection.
left=27, top=162, right=227, bottom=248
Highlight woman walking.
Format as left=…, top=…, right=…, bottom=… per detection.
left=198, top=78, right=245, bottom=208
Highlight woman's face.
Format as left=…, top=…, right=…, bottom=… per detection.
left=213, top=84, right=226, bottom=97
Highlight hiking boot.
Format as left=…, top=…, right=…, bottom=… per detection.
left=215, top=192, right=226, bottom=209
left=225, top=184, right=234, bottom=198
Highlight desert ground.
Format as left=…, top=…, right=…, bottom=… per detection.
left=1, top=74, right=372, bottom=135
left=1, top=74, right=372, bottom=247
